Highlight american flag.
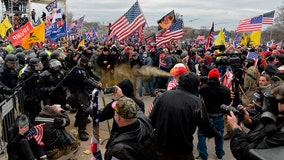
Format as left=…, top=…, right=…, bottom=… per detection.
left=247, top=51, right=259, bottom=66
left=90, top=89, right=103, bottom=160
left=26, top=123, right=45, bottom=147
left=262, top=10, right=275, bottom=24
left=67, top=16, right=85, bottom=35
left=236, top=15, right=263, bottom=33
left=205, top=22, right=214, bottom=51
left=196, top=34, right=205, bottom=41
left=138, top=25, right=144, bottom=42
left=156, top=19, right=184, bottom=47
left=108, top=1, right=146, bottom=42
left=222, top=70, right=233, bottom=90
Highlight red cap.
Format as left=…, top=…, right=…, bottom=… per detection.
left=208, top=68, right=220, bottom=79
left=170, top=63, right=189, bottom=76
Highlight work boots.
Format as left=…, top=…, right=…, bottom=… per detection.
left=224, top=131, right=231, bottom=140
left=79, top=130, right=89, bottom=141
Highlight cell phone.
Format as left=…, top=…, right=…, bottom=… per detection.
left=104, top=87, right=117, bottom=94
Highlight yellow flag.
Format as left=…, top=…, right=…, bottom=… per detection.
left=214, top=28, right=225, bottom=46
left=22, top=22, right=45, bottom=49
left=77, top=39, right=85, bottom=49
left=248, top=30, right=261, bottom=46
left=0, top=17, right=12, bottom=38
left=240, top=32, right=247, bottom=46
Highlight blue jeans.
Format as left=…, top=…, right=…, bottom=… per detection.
left=144, top=76, right=154, bottom=93
left=197, top=115, right=225, bottom=160
left=137, top=77, right=143, bottom=97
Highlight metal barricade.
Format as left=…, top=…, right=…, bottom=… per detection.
left=0, top=87, right=25, bottom=154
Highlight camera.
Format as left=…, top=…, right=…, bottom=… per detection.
left=220, top=104, right=243, bottom=115
left=220, top=104, right=244, bottom=122
left=215, top=56, right=241, bottom=66
left=103, top=87, right=117, bottom=94
left=212, top=45, right=226, bottom=52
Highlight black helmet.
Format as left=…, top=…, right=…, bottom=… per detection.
left=15, top=48, right=23, bottom=53
left=5, top=54, right=17, bottom=63
left=48, top=59, right=62, bottom=71
left=39, top=51, right=48, bottom=60
left=29, top=57, right=40, bottom=66
left=29, top=57, right=43, bottom=71
left=26, top=54, right=37, bottom=64
left=16, top=52, right=25, bottom=61
left=50, top=50, right=61, bottom=59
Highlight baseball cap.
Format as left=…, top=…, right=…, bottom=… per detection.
left=112, top=97, right=137, bottom=119
left=170, top=63, right=189, bottom=76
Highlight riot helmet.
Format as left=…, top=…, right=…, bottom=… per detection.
left=16, top=52, right=26, bottom=64
left=48, top=59, right=62, bottom=71
left=39, top=51, right=49, bottom=61
left=5, top=54, right=17, bottom=63
left=5, top=54, right=17, bottom=69
left=15, top=48, right=23, bottom=53
left=29, top=57, right=43, bottom=71
left=50, top=50, right=61, bottom=59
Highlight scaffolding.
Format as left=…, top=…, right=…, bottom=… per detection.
left=1, top=0, right=66, bottom=24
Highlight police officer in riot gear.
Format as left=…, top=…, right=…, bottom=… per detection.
left=39, top=51, right=50, bottom=71
left=15, top=52, right=26, bottom=72
left=0, top=54, right=18, bottom=97
left=19, top=57, right=44, bottom=124
left=0, top=54, right=18, bottom=141
left=39, top=59, right=68, bottom=110
left=67, top=56, right=102, bottom=141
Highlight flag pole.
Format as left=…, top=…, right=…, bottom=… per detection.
left=136, top=0, right=151, bottom=39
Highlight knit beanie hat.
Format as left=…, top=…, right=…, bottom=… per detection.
left=208, top=68, right=220, bottom=79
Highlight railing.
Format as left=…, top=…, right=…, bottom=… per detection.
left=0, top=87, right=25, bottom=154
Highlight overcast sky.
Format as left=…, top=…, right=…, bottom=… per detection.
left=5, top=0, right=284, bottom=31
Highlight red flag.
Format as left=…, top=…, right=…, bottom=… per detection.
left=205, top=22, right=214, bottom=51
left=8, top=22, right=33, bottom=46
left=109, top=1, right=146, bottom=41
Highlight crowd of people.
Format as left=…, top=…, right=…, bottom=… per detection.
left=0, top=37, right=284, bottom=159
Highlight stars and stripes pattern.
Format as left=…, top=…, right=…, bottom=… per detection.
left=156, top=19, right=184, bottom=47
left=108, top=1, right=146, bottom=42
left=205, top=22, right=214, bottom=51
left=138, top=25, right=144, bottom=42
left=236, top=15, right=263, bottom=33
left=26, top=123, right=45, bottom=147
left=247, top=51, right=259, bottom=67
left=262, top=10, right=275, bottom=24
left=90, top=89, right=103, bottom=160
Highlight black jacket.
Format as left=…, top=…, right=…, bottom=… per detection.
left=34, top=108, right=73, bottom=151
left=150, top=88, right=220, bottom=155
left=104, top=110, right=157, bottom=160
left=230, top=116, right=284, bottom=160
left=199, top=78, right=231, bottom=114
left=7, top=117, right=45, bottom=160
